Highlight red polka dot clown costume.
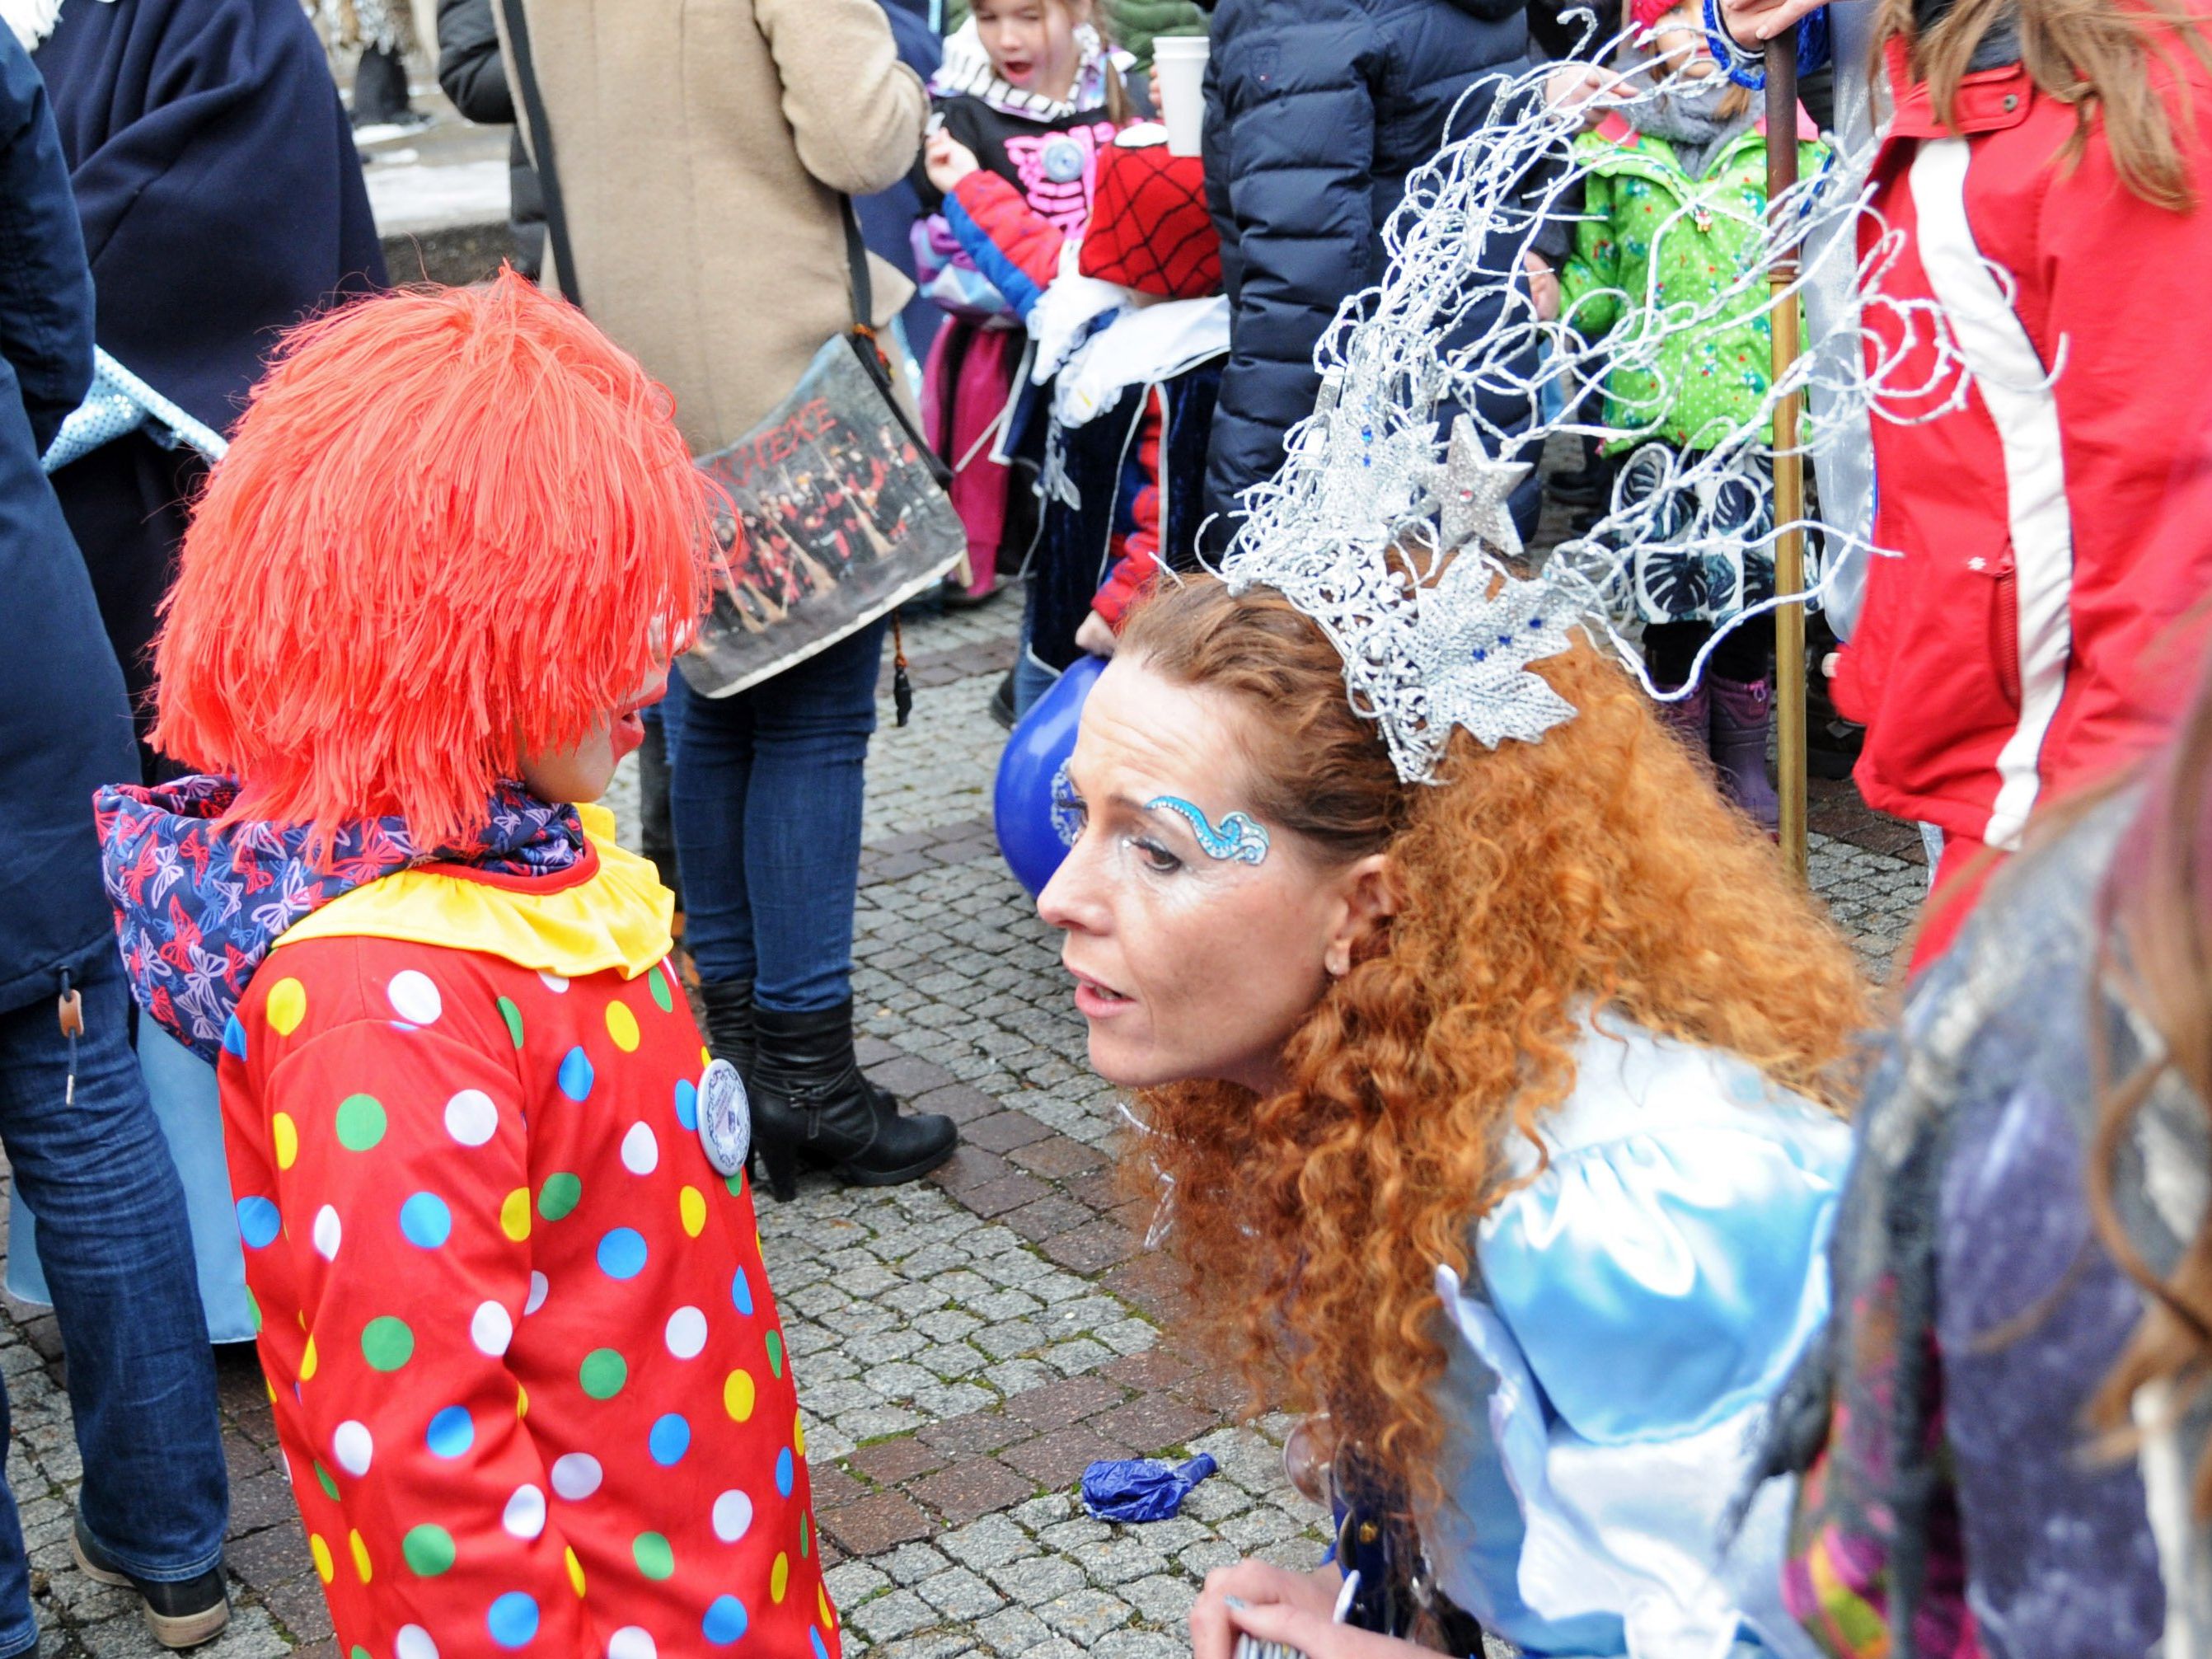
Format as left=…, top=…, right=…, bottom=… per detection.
left=92, top=274, right=840, bottom=1659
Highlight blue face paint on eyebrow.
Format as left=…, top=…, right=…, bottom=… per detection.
left=1143, top=797, right=1272, bottom=865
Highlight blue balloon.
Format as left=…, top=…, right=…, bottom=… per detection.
left=993, top=654, right=1107, bottom=898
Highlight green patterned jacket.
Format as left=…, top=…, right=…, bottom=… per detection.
left=1560, top=113, right=1828, bottom=453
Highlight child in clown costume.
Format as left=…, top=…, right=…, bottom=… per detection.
left=94, top=274, right=839, bottom=1659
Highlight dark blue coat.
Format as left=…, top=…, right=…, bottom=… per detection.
left=1199, top=0, right=1539, bottom=546
left=858, top=0, right=946, bottom=359
left=36, top=0, right=386, bottom=779
left=34, top=0, right=385, bottom=437
left=0, top=29, right=143, bottom=1014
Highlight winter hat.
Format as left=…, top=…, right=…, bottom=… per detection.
left=1629, top=0, right=1687, bottom=35
left=1078, top=127, right=1222, bottom=300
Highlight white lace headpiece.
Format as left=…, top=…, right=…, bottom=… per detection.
left=1216, top=25, right=1970, bottom=784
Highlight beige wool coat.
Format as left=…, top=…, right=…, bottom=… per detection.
left=495, top=0, right=928, bottom=455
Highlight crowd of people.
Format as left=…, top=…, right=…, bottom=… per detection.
left=0, top=0, right=2206, bottom=1657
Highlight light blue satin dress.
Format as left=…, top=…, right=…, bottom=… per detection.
left=1420, top=1015, right=1850, bottom=1659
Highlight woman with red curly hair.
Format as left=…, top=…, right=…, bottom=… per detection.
left=1040, top=574, right=1870, bottom=1659
left=95, top=273, right=841, bottom=1659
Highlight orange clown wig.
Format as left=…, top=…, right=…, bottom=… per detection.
left=152, top=269, right=715, bottom=855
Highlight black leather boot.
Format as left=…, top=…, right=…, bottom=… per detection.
left=750, top=1001, right=957, bottom=1201
left=696, top=978, right=756, bottom=1078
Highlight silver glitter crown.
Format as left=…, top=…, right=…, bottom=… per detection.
left=1214, top=35, right=1895, bottom=785
left=1221, top=402, right=1583, bottom=785
left=1213, top=68, right=1601, bottom=785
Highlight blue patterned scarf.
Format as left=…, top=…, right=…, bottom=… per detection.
left=95, top=776, right=585, bottom=1061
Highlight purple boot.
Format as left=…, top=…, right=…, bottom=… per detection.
left=1652, top=681, right=1710, bottom=751
left=1709, top=674, right=1780, bottom=833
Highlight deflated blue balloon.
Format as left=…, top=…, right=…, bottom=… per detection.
left=1080, top=1452, right=1219, bottom=1522
left=993, top=654, right=1108, bottom=898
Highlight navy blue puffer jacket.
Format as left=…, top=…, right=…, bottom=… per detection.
left=1199, top=0, right=1538, bottom=548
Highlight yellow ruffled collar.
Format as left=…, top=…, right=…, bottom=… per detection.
left=272, top=804, right=673, bottom=980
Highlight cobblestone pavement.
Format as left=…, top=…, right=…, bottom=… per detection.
left=0, top=583, right=1931, bottom=1657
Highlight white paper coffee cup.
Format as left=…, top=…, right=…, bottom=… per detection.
left=1153, top=35, right=1211, bottom=159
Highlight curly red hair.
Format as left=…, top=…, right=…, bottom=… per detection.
left=1116, top=577, right=1871, bottom=1507
left=152, top=270, right=715, bottom=855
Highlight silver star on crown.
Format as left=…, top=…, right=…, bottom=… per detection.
left=1220, top=391, right=1588, bottom=782
left=1207, top=35, right=1875, bottom=784
left=1427, top=415, right=1530, bottom=558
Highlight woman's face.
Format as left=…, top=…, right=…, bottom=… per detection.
left=1038, top=658, right=1390, bottom=1094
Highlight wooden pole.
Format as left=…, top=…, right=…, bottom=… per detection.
left=1764, top=35, right=1809, bottom=880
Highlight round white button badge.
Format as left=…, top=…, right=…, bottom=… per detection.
left=697, top=1059, right=751, bottom=1177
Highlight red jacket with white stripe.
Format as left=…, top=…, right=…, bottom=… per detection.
left=1832, top=35, right=2212, bottom=853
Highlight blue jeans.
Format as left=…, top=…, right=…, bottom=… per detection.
left=0, top=954, right=227, bottom=1656
left=668, top=621, right=885, bottom=1013
left=1012, top=648, right=1059, bottom=720
left=10, top=1020, right=259, bottom=1343
left=1012, top=581, right=1061, bottom=720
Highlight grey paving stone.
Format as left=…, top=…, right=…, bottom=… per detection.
left=1037, top=1586, right=1136, bottom=1643
left=1009, top=1493, right=1079, bottom=1531
left=878, top=1542, right=954, bottom=1586
left=1178, top=1539, right=1248, bottom=1579
left=937, top=1514, right=1036, bottom=1574
left=1079, top=1535, right=1176, bottom=1588
left=871, top=1637, right=977, bottom=1659
left=1219, top=1506, right=1308, bottom=1549
left=1123, top=1571, right=1202, bottom=1625
left=825, top=1561, right=893, bottom=1605
left=848, top=1587, right=939, bottom=1643
left=916, top=1565, right=1008, bottom=1621
left=971, top=1605, right=1056, bottom=1654
left=983, top=1553, right=1086, bottom=1605
left=1093, top=1631, right=1192, bottom=1659
left=869, top=1636, right=976, bottom=1659
left=1179, top=1477, right=1257, bottom=1525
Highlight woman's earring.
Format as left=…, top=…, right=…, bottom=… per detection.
left=1324, top=949, right=1349, bottom=979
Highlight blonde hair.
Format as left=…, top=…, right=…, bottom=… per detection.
left=1875, top=0, right=2212, bottom=210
